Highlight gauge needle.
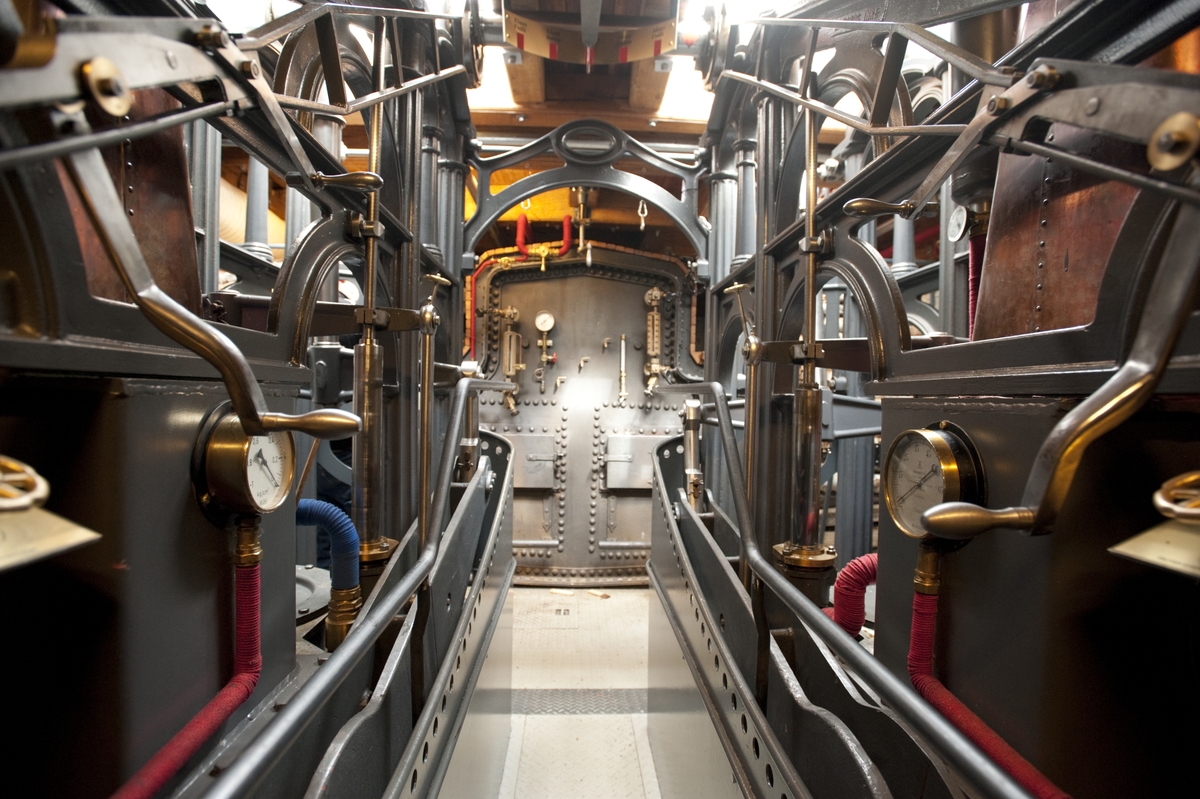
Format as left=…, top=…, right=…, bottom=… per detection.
left=896, top=466, right=937, bottom=505
left=254, top=449, right=280, bottom=488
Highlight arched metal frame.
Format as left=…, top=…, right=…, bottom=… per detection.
left=772, top=31, right=914, bottom=234
left=464, top=120, right=710, bottom=266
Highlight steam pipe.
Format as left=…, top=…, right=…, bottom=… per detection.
left=822, top=552, right=877, bottom=637
left=558, top=214, right=573, bottom=255
left=907, top=545, right=1069, bottom=799
left=515, top=213, right=529, bottom=258
left=656, top=382, right=1034, bottom=799
left=296, top=499, right=359, bottom=590
left=112, top=520, right=262, bottom=799
left=204, top=378, right=511, bottom=799
left=967, top=233, right=986, bottom=338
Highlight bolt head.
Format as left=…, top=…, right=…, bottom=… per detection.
left=1157, top=130, right=1187, bottom=152
left=98, top=77, right=124, bottom=97
left=241, top=60, right=261, bottom=78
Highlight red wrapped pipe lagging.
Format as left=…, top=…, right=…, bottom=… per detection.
left=112, top=564, right=261, bottom=799
left=822, top=553, right=878, bottom=637
left=907, top=591, right=1071, bottom=799
left=467, top=258, right=498, bottom=360
left=967, top=233, right=986, bottom=339
left=558, top=214, right=573, bottom=255
left=515, top=213, right=530, bottom=259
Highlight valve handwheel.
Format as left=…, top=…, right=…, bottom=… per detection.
left=0, top=456, right=50, bottom=512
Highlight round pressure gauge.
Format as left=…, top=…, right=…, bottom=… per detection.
left=534, top=310, right=555, bottom=332
left=883, top=422, right=984, bottom=539
left=948, top=205, right=970, bottom=243
left=202, top=412, right=296, bottom=514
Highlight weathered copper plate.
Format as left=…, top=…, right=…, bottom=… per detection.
left=973, top=123, right=1144, bottom=340
left=60, top=89, right=202, bottom=314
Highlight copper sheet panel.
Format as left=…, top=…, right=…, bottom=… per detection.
left=973, top=124, right=1144, bottom=340
left=62, top=89, right=202, bottom=314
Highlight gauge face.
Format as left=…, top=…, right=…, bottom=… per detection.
left=245, top=430, right=295, bottom=512
left=883, top=429, right=961, bottom=539
left=534, top=310, right=555, bottom=332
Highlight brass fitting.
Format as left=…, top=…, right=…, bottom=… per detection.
left=324, top=586, right=363, bottom=651
left=360, top=536, right=399, bottom=563
left=914, top=539, right=941, bottom=595
left=773, top=542, right=838, bottom=571
left=233, top=514, right=263, bottom=566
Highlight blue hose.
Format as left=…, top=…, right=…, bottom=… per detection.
left=296, top=499, right=359, bottom=590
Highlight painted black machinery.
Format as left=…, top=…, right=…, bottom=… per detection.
left=2, top=0, right=1200, bottom=797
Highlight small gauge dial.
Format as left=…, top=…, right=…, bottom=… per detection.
left=203, top=412, right=297, bottom=514
left=246, top=431, right=294, bottom=512
left=883, top=424, right=984, bottom=539
left=534, top=310, right=555, bottom=332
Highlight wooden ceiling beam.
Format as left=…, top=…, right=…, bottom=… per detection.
left=506, top=53, right=546, bottom=104
left=628, top=57, right=668, bottom=111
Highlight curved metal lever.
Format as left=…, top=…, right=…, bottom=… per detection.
left=66, top=147, right=361, bottom=440
left=844, top=198, right=914, bottom=217
left=919, top=201, right=1200, bottom=539
left=922, top=503, right=1034, bottom=539
left=312, top=171, right=383, bottom=192
left=843, top=197, right=938, bottom=219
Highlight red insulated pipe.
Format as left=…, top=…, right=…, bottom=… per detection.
left=467, top=258, right=498, bottom=360
left=112, top=564, right=262, bottom=799
left=821, top=553, right=878, bottom=637
left=967, top=233, right=986, bottom=339
left=907, top=591, right=1071, bottom=799
left=515, top=213, right=530, bottom=259
left=558, top=214, right=573, bottom=255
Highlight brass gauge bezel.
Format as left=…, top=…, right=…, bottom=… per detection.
left=882, top=422, right=985, bottom=539
left=200, top=410, right=296, bottom=514
left=534, top=310, right=555, bottom=332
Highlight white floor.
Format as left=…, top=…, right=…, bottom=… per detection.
left=497, top=587, right=662, bottom=799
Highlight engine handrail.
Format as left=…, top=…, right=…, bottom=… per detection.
left=203, top=377, right=511, bottom=799
left=657, top=382, right=1034, bottom=799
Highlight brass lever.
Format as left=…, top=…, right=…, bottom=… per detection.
left=311, top=171, right=384, bottom=192
left=843, top=197, right=939, bottom=219
left=921, top=502, right=1035, bottom=539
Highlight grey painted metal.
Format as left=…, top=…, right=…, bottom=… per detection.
left=476, top=249, right=697, bottom=585
left=658, top=382, right=1035, bottom=799
left=188, top=120, right=223, bottom=296
left=436, top=435, right=514, bottom=798
left=384, top=494, right=515, bottom=799
left=0, top=378, right=298, bottom=796
left=245, top=157, right=271, bottom=252
left=708, top=173, right=737, bottom=285
left=654, top=439, right=892, bottom=799
left=303, top=457, right=505, bottom=799
left=647, top=553, right=741, bottom=799
left=735, top=141, right=757, bottom=261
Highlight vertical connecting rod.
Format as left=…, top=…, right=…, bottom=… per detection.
left=353, top=16, right=392, bottom=563
left=725, top=282, right=758, bottom=590
left=411, top=275, right=446, bottom=717
left=682, top=398, right=704, bottom=511
left=795, top=101, right=823, bottom=553
left=777, top=39, right=837, bottom=587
